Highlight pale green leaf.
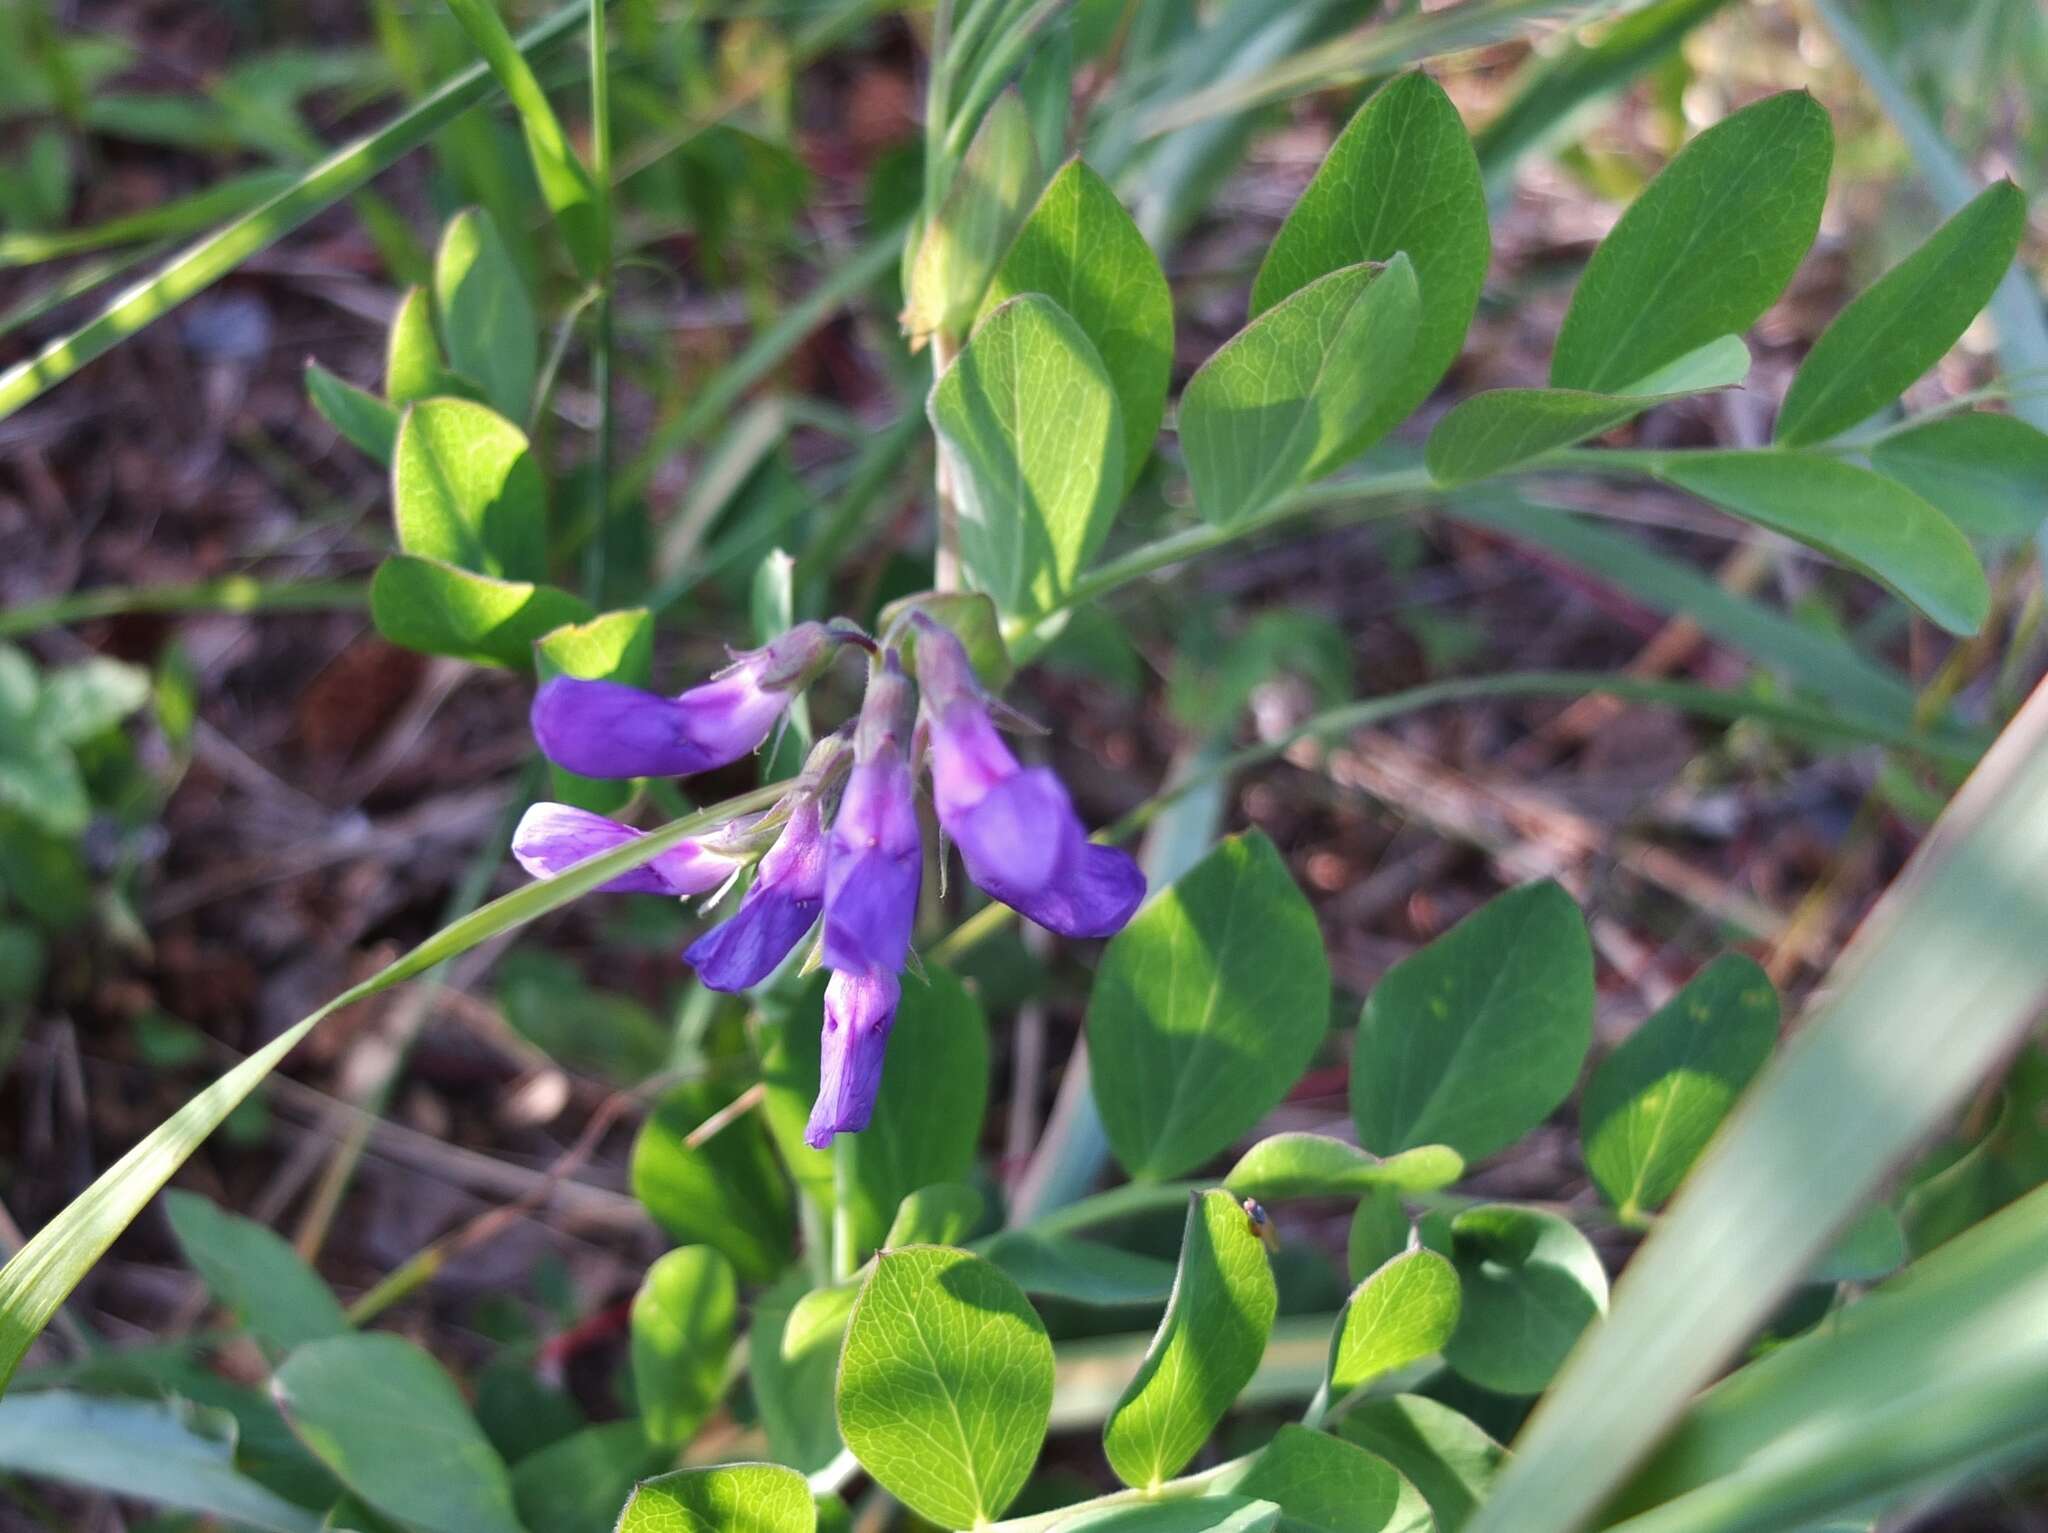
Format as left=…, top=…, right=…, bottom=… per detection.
left=1776, top=181, right=2025, bottom=446
left=618, top=1463, right=816, bottom=1533
left=1225, top=1134, right=1463, bottom=1200
left=1653, top=450, right=1990, bottom=636
left=163, top=1190, right=349, bottom=1355
left=1182, top=257, right=1420, bottom=526
left=1427, top=381, right=1713, bottom=487
left=433, top=207, right=538, bottom=423
left=1437, top=1205, right=1608, bottom=1396
left=982, top=158, right=1173, bottom=490
left=1552, top=91, right=1832, bottom=392
left=1871, top=412, right=2048, bottom=541
left=36, top=656, right=150, bottom=745
left=1338, top=1395, right=1505, bottom=1533
left=386, top=285, right=464, bottom=407
left=886, top=1183, right=986, bottom=1248
left=1331, top=1248, right=1462, bottom=1394
left=391, top=397, right=547, bottom=580
left=631, top=1245, right=737, bottom=1448
left=931, top=293, right=1124, bottom=618
left=905, top=90, right=1038, bottom=342
left=1615, top=334, right=1752, bottom=396
left=306, top=360, right=399, bottom=465
left=1252, top=71, right=1488, bottom=449
left=1216, top=1423, right=1432, bottom=1533
left=838, top=1245, right=1053, bottom=1527
left=632, top=1079, right=794, bottom=1285
left=1104, top=1190, right=1278, bottom=1490
left=1052, top=1500, right=1281, bottom=1533
left=1352, top=880, right=1593, bottom=1161
left=273, top=1333, right=523, bottom=1533
left=1582, top=954, right=1779, bottom=1220
left=510, top=1422, right=662, bottom=1533
left=1090, top=832, right=1331, bottom=1181
left=368, top=554, right=591, bottom=670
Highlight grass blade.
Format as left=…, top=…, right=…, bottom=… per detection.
left=1463, top=673, right=2048, bottom=1533
left=0, top=0, right=588, bottom=425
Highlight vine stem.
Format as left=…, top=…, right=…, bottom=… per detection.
left=930, top=332, right=963, bottom=592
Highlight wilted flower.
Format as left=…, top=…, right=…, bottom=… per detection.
left=916, top=618, right=1144, bottom=937
left=511, top=801, right=741, bottom=895
left=530, top=621, right=842, bottom=780
left=684, top=737, right=847, bottom=992
left=821, top=655, right=921, bottom=977
left=806, top=967, right=900, bottom=1148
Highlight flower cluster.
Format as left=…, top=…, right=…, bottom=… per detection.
left=510, top=616, right=1144, bottom=1147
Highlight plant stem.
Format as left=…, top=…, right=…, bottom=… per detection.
left=930, top=332, right=963, bottom=592
left=832, top=1135, right=858, bottom=1281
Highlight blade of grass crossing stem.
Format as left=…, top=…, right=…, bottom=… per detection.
left=1463, top=675, right=2048, bottom=1533
left=0, top=779, right=787, bottom=1390
left=0, top=0, right=589, bottom=423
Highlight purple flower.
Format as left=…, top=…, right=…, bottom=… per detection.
left=530, top=621, right=839, bottom=780
left=917, top=620, right=1144, bottom=938
left=821, top=657, right=922, bottom=975
left=511, top=802, right=741, bottom=895
left=805, top=967, right=900, bottom=1148
left=684, top=793, right=828, bottom=991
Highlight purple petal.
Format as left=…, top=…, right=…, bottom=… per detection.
left=511, top=803, right=738, bottom=895
left=530, top=673, right=786, bottom=779
left=685, top=884, right=822, bottom=990
left=821, top=845, right=921, bottom=974
left=806, top=968, right=901, bottom=1148
left=1001, top=842, right=1146, bottom=939
left=928, top=699, right=1022, bottom=824
left=948, top=768, right=1068, bottom=897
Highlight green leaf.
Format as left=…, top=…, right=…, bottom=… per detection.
left=1226, top=1134, right=1463, bottom=1201
left=1551, top=91, right=1832, bottom=393
left=1252, top=71, right=1488, bottom=449
left=930, top=294, right=1124, bottom=619
left=1331, top=1248, right=1462, bottom=1394
left=983, top=1230, right=1177, bottom=1307
left=392, top=397, right=547, bottom=580
left=886, top=1182, right=986, bottom=1248
left=1348, top=1188, right=1410, bottom=1284
left=1582, top=953, right=1779, bottom=1221
left=749, top=1273, right=844, bottom=1475
left=618, top=1463, right=816, bottom=1533
left=509, top=1422, right=663, bottom=1533
left=1337, top=1396, right=1505, bottom=1533
left=1055, top=1501, right=1281, bottom=1533
left=1218, top=1423, right=1431, bottom=1533
left=1427, top=379, right=1719, bottom=488
left=162, top=1190, right=348, bottom=1355
left=1776, top=181, right=2025, bottom=447
left=876, top=590, right=1013, bottom=691
left=1090, top=832, right=1332, bottom=1181
left=1871, top=411, right=2048, bottom=541
left=904, top=90, right=1038, bottom=342
left=981, top=158, right=1173, bottom=491
left=1437, top=1205, right=1608, bottom=1396
left=1351, top=880, right=1593, bottom=1161
left=838, top=1245, right=1054, bottom=1527
left=0, top=1392, right=326, bottom=1533
left=536, top=607, right=653, bottom=814
left=1181, top=257, right=1421, bottom=526
left=1811, top=1202, right=1907, bottom=1284
left=0, top=646, right=87, bottom=835
left=37, top=656, right=150, bottom=746
left=441, top=0, right=601, bottom=279
left=369, top=554, right=591, bottom=669
left=1652, top=450, right=1990, bottom=636
left=386, top=285, right=462, bottom=407
left=306, top=360, right=399, bottom=465
left=433, top=207, right=538, bottom=423
left=631, top=1245, right=737, bottom=1448
left=633, top=1079, right=794, bottom=1285
left=1104, top=1189, right=1279, bottom=1490
left=1615, top=333, right=1753, bottom=396
left=761, top=969, right=989, bottom=1258
left=273, top=1333, right=524, bottom=1533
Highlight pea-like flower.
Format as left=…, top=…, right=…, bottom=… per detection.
left=821, top=654, right=921, bottom=977
left=530, top=621, right=841, bottom=780
left=684, top=741, right=841, bottom=992
left=917, top=618, right=1144, bottom=938
left=806, top=967, right=900, bottom=1148
left=511, top=801, right=742, bottom=895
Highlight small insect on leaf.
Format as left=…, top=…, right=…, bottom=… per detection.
left=1242, top=1197, right=1282, bottom=1254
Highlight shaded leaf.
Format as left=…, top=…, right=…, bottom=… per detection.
left=369, top=554, right=591, bottom=670
left=433, top=207, right=537, bottom=423
left=631, top=1245, right=737, bottom=1448
left=1438, top=1205, right=1608, bottom=1396
left=886, top=1182, right=986, bottom=1248
left=306, top=360, right=398, bottom=465
left=748, top=1273, right=843, bottom=1475
left=1338, top=1395, right=1505, bottom=1533
left=163, top=1190, right=348, bottom=1355
left=510, top=1422, right=663, bottom=1533
left=983, top=1230, right=1176, bottom=1307
left=1219, top=1423, right=1431, bottom=1533
left=1871, top=412, right=2048, bottom=541
left=632, top=1078, right=795, bottom=1284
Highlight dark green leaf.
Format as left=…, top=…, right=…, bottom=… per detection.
left=618, top=1463, right=816, bottom=1533
left=1182, top=258, right=1421, bottom=525
left=748, top=1273, right=844, bottom=1475
left=1352, top=880, right=1593, bottom=1161
left=1551, top=91, right=1832, bottom=392
left=305, top=360, right=398, bottom=465
left=163, top=1190, right=348, bottom=1355
left=433, top=208, right=538, bottom=424
left=930, top=294, right=1124, bottom=618
left=1871, top=412, right=2048, bottom=541
left=632, top=1079, right=795, bottom=1284
left=1091, top=832, right=1332, bottom=1181
left=1582, top=954, right=1779, bottom=1220
left=1338, top=1396, right=1505, bottom=1533
left=391, top=398, right=547, bottom=580
left=1331, top=1248, right=1462, bottom=1394
left=1776, top=181, right=2025, bottom=446
left=838, top=1245, right=1053, bottom=1526
left=368, top=554, right=591, bottom=670
left=273, top=1333, right=523, bottom=1533
left=1349, top=1188, right=1411, bottom=1285
left=1253, top=71, right=1488, bottom=448
left=510, top=1422, right=663, bottom=1533
left=983, top=1230, right=1177, bottom=1307
left=1104, top=1190, right=1278, bottom=1489
left=1219, top=1423, right=1431, bottom=1533
left=631, top=1245, right=736, bottom=1448
left=1438, top=1205, right=1608, bottom=1396
left=885, top=1183, right=986, bottom=1248
left=1653, top=450, right=1989, bottom=636
left=1225, top=1134, right=1463, bottom=1200
left=982, top=158, right=1173, bottom=490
